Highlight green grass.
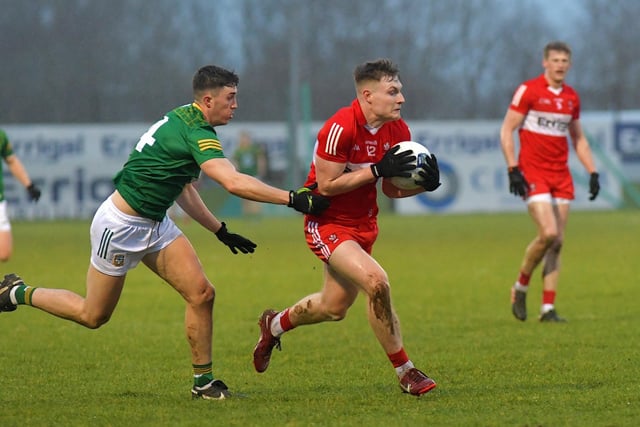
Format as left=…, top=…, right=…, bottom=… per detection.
left=1, top=211, right=639, bottom=426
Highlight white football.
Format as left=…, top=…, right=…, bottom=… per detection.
left=389, top=141, right=432, bottom=190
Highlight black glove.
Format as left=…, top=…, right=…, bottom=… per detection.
left=370, top=145, right=416, bottom=178
left=288, top=185, right=330, bottom=215
left=508, top=166, right=528, bottom=198
left=589, top=172, right=600, bottom=201
left=215, top=222, right=257, bottom=254
left=27, top=183, right=41, bottom=202
left=416, top=153, right=441, bottom=191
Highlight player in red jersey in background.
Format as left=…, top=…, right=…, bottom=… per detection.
left=252, top=58, right=442, bottom=396
left=500, top=41, right=600, bottom=322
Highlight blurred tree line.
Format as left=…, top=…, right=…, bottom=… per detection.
left=1, top=0, right=638, bottom=124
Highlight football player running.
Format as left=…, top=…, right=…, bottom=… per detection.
left=0, top=65, right=329, bottom=400
left=252, top=58, right=441, bottom=396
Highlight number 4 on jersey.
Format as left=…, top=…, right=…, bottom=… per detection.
left=135, top=116, right=169, bottom=152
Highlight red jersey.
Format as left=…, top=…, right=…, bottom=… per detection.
left=509, top=74, right=580, bottom=171
left=303, top=99, right=411, bottom=225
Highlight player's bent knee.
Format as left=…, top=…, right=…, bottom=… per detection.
left=368, top=280, right=391, bottom=298
left=549, top=238, right=563, bottom=253
left=0, top=250, right=11, bottom=262
left=184, top=283, right=215, bottom=307
left=81, top=313, right=112, bottom=329
left=540, top=231, right=559, bottom=246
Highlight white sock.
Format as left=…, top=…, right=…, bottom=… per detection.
left=395, top=361, right=415, bottom=378
left=541, top=304, right=554, bottom=313
left=9, top=287, right=19, bottom=305
left=514, top=282, right=528, bottom=292
left=270, top=311, right=286, bottom=337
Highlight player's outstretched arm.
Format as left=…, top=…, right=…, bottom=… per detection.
left=201, top=157, right=330, bottom=215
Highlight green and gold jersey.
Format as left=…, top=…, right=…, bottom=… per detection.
left=0, top=129, right=15, bottom=202
left=114, top=103, right=225, bottom=220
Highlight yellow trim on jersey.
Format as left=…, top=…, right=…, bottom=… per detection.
left=198, top=139, right=222, bottom=151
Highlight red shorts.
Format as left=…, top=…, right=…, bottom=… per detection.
left=521, top=166, right=574, bottom=200
left=304, top=217, right=378, bottom=263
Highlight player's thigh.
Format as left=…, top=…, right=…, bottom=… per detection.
left=84, top=264, right=126, bottom=319
left=141, top=234, right=211, bottom=303
left=553, top=202, right=570, bottom=236
left=329, top=240, right=388, bottom=293
left=528, top=200, right=559, bottom=237
left=320, top=262, right=359, bottom=310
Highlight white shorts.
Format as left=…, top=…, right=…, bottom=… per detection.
left=0, top=201, right=10, bottom=232
left=526, top=193, right=571, bottom=205
left=90, top=197, right=183, bottom=276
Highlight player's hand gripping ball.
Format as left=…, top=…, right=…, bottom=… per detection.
left=388, top=141, right=436, bottom=190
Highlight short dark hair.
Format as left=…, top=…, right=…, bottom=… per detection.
left=544, top=41, right=572, bottom=59
left=192, top=65, right=239, bottom=96
left=353, top=58, right=399, bottom=85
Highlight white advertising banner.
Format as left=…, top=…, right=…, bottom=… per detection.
left=0, top=117, right=625, bottom=220
left=2, top=124, right=149, bottom=219
left=396, top=119, right=622, bottom=214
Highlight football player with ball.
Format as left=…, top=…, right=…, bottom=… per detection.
left=253, top=58, right=441, bottom=396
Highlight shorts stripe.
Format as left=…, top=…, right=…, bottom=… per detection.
left=98, top=228, right=113, bottom=259
left=307, top=220, right=332, bottom=260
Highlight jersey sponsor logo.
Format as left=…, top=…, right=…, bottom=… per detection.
left=198, top=139, right=222, bottom=152
left=537, top=116, right=569, bottom=132
left=325, top=122, right=344, bottom=156
left=523, top=110, right=571, bottom=136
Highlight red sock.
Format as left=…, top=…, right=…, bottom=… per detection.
left=279, top=308, right=294, bottom=332
left=542, top=290, right=556, bottom=305
left=518, top=271, right=531, bottom=286
left=387, top=348, right=409, bottom=368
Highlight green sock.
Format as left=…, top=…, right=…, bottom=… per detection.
left=13, top=285, right=36, bottom=305
left=193, top=362, right=214, bottom=387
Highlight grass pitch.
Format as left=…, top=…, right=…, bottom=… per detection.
left=0, top=210, right=638, bottom=426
